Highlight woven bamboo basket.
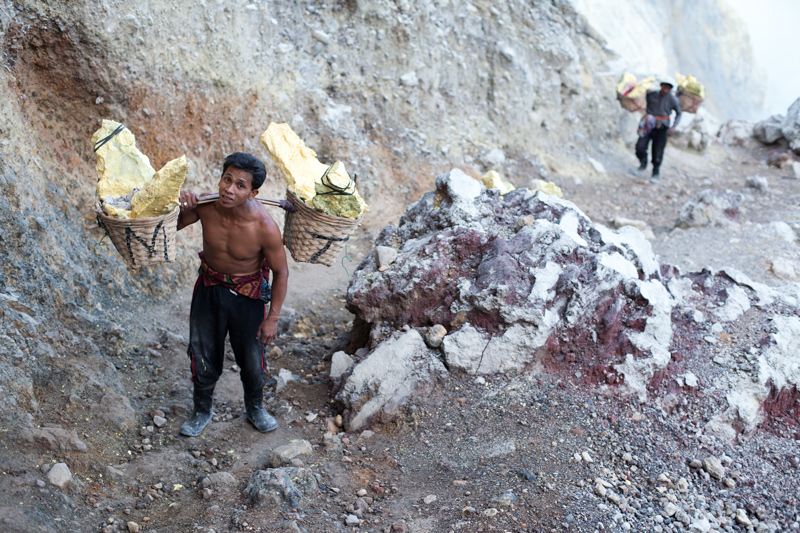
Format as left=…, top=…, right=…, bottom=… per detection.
left=96, top=206, right=179, bottom=269
left=677, top=90, right=704, bottom=114
left=282, top=189, right=361, bottom=267
left=618, top=93, right=646, bottom=113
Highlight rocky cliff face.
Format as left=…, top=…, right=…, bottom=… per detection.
left=571, top=0, right=766, bottom=120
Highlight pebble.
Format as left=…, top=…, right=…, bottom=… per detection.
left=703, top=457, right=725, bottom=480
left=46, top=463, right=72, bottom=489
left=423, top=494, right=437, bottom=504
left=581, top=451, right=594, bottom=463
left=735, top=509, right=752, bottom=526
left=127, top=522, right=140, bottom=532
left=482, top=508, right=498, bottom=517
left=345, top=514, right=360, bottom=526
left=357, top=489, right=367, bottom=497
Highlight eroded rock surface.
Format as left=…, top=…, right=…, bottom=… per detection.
left=345, top=170, right=800, bottom=439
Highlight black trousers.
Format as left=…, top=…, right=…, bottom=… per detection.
left=187, top=280, right=267, bottom=397
left=635, top=126, right=668, bottom=170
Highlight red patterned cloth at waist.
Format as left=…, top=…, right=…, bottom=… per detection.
left=198, top=251, right=270, bottom=301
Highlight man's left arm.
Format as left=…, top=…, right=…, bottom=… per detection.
left=256, top=219, right=289, bottom=346
left=669, top=95, right=682, bottom=135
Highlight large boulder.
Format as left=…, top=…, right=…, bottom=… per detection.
left=336, top=329, right=447, bottom=431
left=675, top=189, right=743, bottom=229
left=780, top=97, right=800, bottom=153
left=346, top=170, right=800, bottom=440
left=348, top=169, right=675, bottom=399
left=753, top=114, right=785, bottom=145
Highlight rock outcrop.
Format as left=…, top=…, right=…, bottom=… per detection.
left=345, top=171, right=800, bottom=440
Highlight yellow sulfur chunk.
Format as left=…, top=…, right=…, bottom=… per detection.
left=312, top=161, right=369, bottom=218
left=531, top=179, right=563, bottom=198
left=103, top=205, right=132, bottom=219
left=481, top=170, right=516, bottom=194
left=130, top=155, right=190, bottom=218
left=628, top=76, right=654, bottom=98
left=675, top=72, right=706, bottom=99
left=93, top=119, right=155, bottom=202
left=261, top=122, right=327, bottom=203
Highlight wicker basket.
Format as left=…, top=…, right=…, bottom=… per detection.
left=282, top=189, right=361, bottom=267
left=677, top=90, right=704, bottom=114
left=96, top=206, right=179, bottom=269
left=618, top=93, right=646, bottom=112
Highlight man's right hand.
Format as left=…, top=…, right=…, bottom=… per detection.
left=179, top=190, right=200, bottom=210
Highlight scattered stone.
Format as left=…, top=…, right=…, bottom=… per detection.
left=482, top=508, right=498, bottom=517
left=745, top=175, right=769, bottom=192
left=275, top=368, right=297, bottom=392
left=735, top=508, right=752, bottom=526
left=345, top=514, right=360, bottom=526
left=423, top=494, right=437, bottom=504
left=47, top=463, right=72, bottom=489
left=18, top=427, right=87, bottom=452
left=152, top=415, right=167, bottom=428
left=207, top=472, right=237, bottom=486
left=663, top=502, right=679, bottom=517
left=126, top=522, right=140, bottom=532
left=702, top=457, right=725, bottom=480
left=269, top=440, right=313, bottom=468
left=753, top=114, right=785, bottom=144
left=492, top=490, right=517, bottom=506
left=423, top=324, right=447, bottom=348
left=330, top=351, right=354, bottom=380
left=244, top=467, right=318, bottom=508
left=676, top=189, right=743, bottom=228
left=581, top=451, right=594, bottom=463
left=391, top=519, right=409, bottom=532
left=375, top=246, right=398, bottom=271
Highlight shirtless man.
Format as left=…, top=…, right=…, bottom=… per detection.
left=176, top=152, right=289, bottom=437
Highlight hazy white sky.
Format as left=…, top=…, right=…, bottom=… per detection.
left=726, top=0, right=800, bottom=116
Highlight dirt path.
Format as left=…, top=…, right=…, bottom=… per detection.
left=2, top=139, right=799, bottom=532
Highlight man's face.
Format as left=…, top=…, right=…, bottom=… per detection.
left=218, top=167, right=258, bottom=207
left=660, top=83, right=673, bottom=95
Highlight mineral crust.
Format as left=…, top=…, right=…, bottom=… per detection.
left=130, top=155, right=190, bottom=218
left=93, top=120, right=155, bottom=202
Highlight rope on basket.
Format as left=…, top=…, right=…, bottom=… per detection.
left=94, top=220, right=110, bottom=258
left=316, top=164, right=357, bottom=196
left=340, top=242, right=353, bottom=279
left=93, top=124, right=126, bottom=152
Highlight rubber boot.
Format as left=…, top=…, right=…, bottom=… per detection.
left=245, top=389, right=278, bottom=433
left=650, top=165, right=660, bottom=184
left=637, top=159, right=647, bottom=172
left=180, top=388, right=213, bottom=437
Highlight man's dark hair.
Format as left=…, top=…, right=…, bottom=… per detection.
left=222, top=153, right=267, bottom=190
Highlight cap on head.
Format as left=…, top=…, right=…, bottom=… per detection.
left=659, top=75, right=676, bottom=88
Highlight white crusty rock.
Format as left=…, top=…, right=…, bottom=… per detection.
left=336, top=329, right=447, bottom=431
left=47, top=462, right=73, bottom=489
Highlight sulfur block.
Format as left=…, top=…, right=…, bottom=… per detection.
left=93, top=120, right=155, bottom=201
left=531, top=179, right=563, bottom=198
left=261, top=122, right=328, bottom=203
left=130, top=155, right=190, bottom=218
left=103, top=205, right=132, bottom=219
left=481, top=170, right=516, bottom=194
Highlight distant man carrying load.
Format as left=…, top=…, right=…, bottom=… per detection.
left=176, top=153, right=289, bottom=437
left=636, top=76, right=682, bottom=183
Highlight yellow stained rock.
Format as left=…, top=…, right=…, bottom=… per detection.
left=103, top=204, right=132, bottom=219
left=93, top=120, right=155, bottom=202
left=261, top=122, right=368, bottom=219
left=481, top=170, right=516, bottom=194
left=312, top=161, right=368, bottom=219
left=531, top=179, right=563, bottom=198
left=261, top=122, right=327, bottom=203
left=130, top=156, right=190, bottom=218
